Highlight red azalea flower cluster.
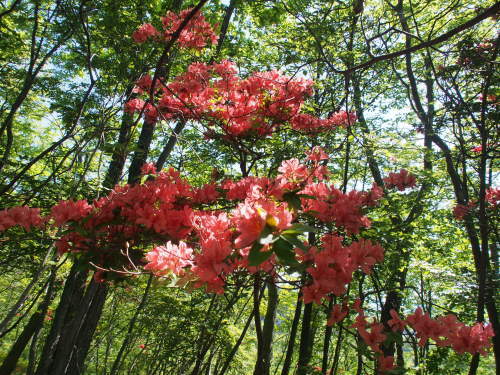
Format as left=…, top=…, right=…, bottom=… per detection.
left=486, top=187, right=500, bottom=207
left=300, top=182, right=381, bottom=234
left=327, top=303, right=349, bottom=326
left=144, top=241, right=193, bottom=276
left=132, top=23, right=160, bottom=44
left=126, top=10, right=355, bottom=137
left=124, top=60, right=355, bottom=137
left=477, top=93, right=497, bottom=103
left=378, top=355, right=396, bottom=374
left=453, top=187, right=498, bottom=220
left=1, top=165, right=494, bottom=361
left=453, top=202, right=476, bottom=220
left=325, top=302, right=494, bottom=374
left=290, top=111, right=356, bottom=133
left=0, top=149, right=383, bottom=294
left=0, top=206, right=43, bottom=231
left=390, top=308, right=494, bottom=355
left=383, top=169, right=416, bottom=191
left=51, top=199, right=93, bottom=226
left=132, top=8, right=218, bottom=49
left=471, top=143, right=498, bottom=153
left=302, top=235, right=384, bottom=304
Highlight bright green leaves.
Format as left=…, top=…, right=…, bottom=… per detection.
left=247, top=222, right=316, bottom=267
left=282, top=223, right=317, bottom=235
left=248, top=241, right=274, bottom=266
left=272, top=237, right=298, bottom=266
left=282, top=191, right=302, bottom=211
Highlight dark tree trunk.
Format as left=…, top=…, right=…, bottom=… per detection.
left=210, top=0, right=237, bottom=63
left=103, top=107, right=135, bottom=189
left=281, top=291, right=302, bottom=375
left=48, top=278, right=101, bottom=375
left=109, top=275, right=153, bottom=375
left=253, top=281, right=278, bottom=375
left=34, top=264, right=88, bottom=375
left=380, top=290, right=401, bottom=357
left=66, top=282, right=109, bottom=375
left=155, top=120, right=186, bottom=170
left=128, top=120, right=156, bottom=184
left=321, top=300, right=333, bottom=375
left=296, top=302, right=314, bottom=375
left=0, top=247, right=52, bottom=336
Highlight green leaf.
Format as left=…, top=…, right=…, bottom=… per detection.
left=283, top=191, right=302, bottom=211
left=282, top=223, right=318, bottom=235
left=281, top=233, right=308, bottom=251
left=248, top=241, right=273, bottom=266
left=273, top=237, right=299, bottom=266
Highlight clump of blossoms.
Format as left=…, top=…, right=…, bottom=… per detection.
left=325, top=301, right=494, bottom=374
left=1, top=153, right=494, bottom=361
left=125, top=11, right=355, bottom=138
left=383, top=169, right=416, bottom=191
left=124, top=60, right=356, bottom=138
left=132, top=8, right=218, bottom=49
left=0, top=150, right=382, bottom=292
left=0, top=206, right=43, bottom=231
left=452, top=187, right=499, bottom=220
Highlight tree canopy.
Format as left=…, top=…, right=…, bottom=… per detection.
left=0, top=1, right=498, bottom=374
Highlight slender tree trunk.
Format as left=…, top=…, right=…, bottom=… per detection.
left=26, top=329, right=39, bottom=375
left=431, top=134, right=500, bottom=371
left=34, top=264, right=89, bottom=375
left=380, top=290, right=400, bottom=357
left=155, top=120, right=186, bottom=170
left=103, top=105, right=135, bottom=189
left=48, top=277, right=100, bottom=375
left=66, top=282, right=109, bottom=374
left=253, top=281, right=278, bottom=375
left=281, top=292, right=302, bottom=375
left=296, top=302, right=314, bottom=375
left=191, top=289, right=241, bottom=375
left=321, top=300, right=333, bottom=375
left=210, top=0, right=237, bottom=63
left=128, top=120, right=156, bottom=184
left=329, top=324, right=344, bottom=375
left=0, top=246, right=52, bottom=336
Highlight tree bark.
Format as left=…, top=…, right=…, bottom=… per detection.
left=217, top=309, right=254, bottom=375
left=280, top=291, right=302, bottom=375
left=66, top=282, right=109, bottom=375
left=253, top=281, right=278, bottom=375
left=296, top=302, right=314, bottom=375
left=321, top=300, right=333, bottom=375
left=0, top=246, right=52, bottom=336
left=34, top=264, right=89, bottom=375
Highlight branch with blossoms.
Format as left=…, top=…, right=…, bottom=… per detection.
left=324, top=300, right=494, bottom=374
left=126, top=10, right=357, bottom=147
left=125, top=59, right=357, bottom=143
left=0, top=150, right=381, bottom=283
